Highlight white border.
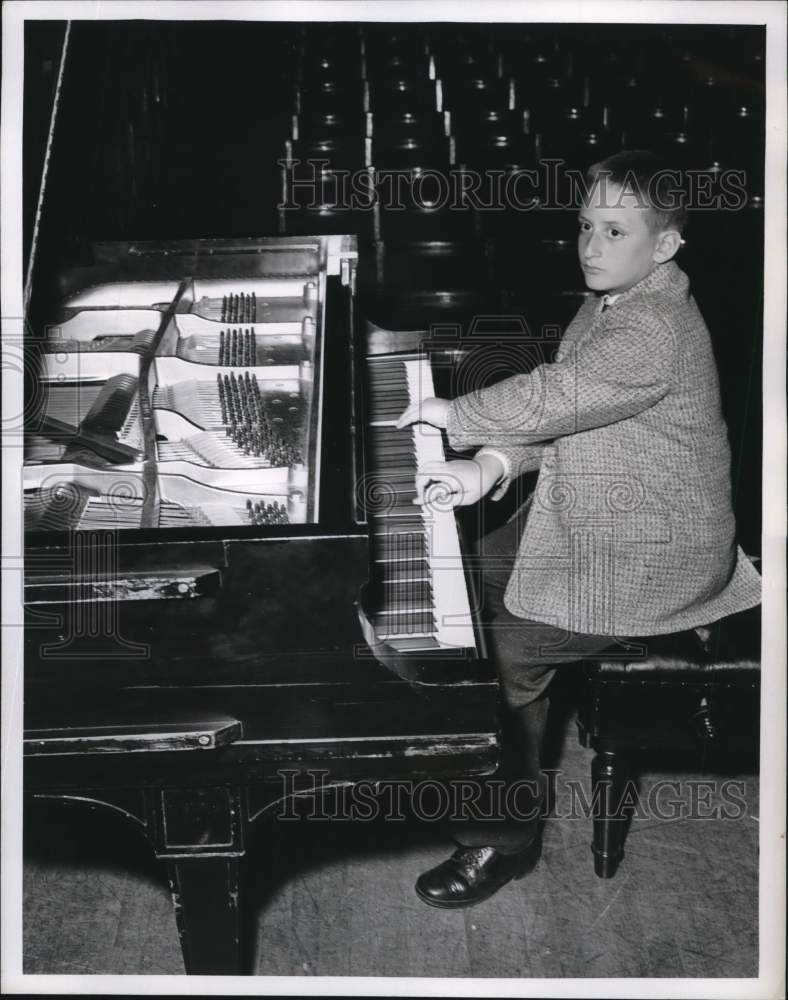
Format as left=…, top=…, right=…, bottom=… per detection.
left=2, top=2, right=785, bottom=997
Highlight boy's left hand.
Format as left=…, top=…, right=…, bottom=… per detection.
left=396, top=397, right=450, bottom=430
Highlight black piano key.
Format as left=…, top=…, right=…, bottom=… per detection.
left=372, top=514, right=424, bottom=529
left=372, top=468, right=416, bottom=482
left=376, top=505, right=420, bottom=519
left=372, top=445, right=416, bottom=460
left=374, top=558, right=430, bottom=580
left=370, top=440, right=414, bottom=452
left=370, top=440, right=412, bottom=450
left=385, top=487, right=418, bottom=498
left=382, top=579, right=433, bottom=603
left=376, top=535, right=426, bottom=557
left=372, top=532, right=426, bottom=556
left=372, top=408, right=411, bottom=420
left=375, top=525, right=424, bottom=540
left=377, top=473, right=418, bottom=484
left=372, top=471, right=417, bottom=485
left=373, top=612, right=437, bottom=636
left=370, top=468, right=417, bottom=482
left=381, top=597, right=435, bottom=615
left=369, top=384, right=409, bottom=394
left=371, top=428, right=415, bottom=439
left=369, top=438, right=415, bottom=451
left=370, top=410, right=410, bottom=421
left=386, top=635, right=443, bottom=650
left=370, top=392, right=410, bottom=403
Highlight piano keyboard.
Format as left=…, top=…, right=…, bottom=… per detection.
left=366, top=354, right=477, bottom=654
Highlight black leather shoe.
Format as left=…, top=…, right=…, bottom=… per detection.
left=415, top=840, right=541, bottom=909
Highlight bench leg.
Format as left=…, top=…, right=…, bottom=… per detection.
left=590, top=746, right=630, bottom=878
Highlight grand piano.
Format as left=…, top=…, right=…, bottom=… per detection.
left=21, top=232, right=499, bottom=974
left=17, top=21, right=502, bottom=973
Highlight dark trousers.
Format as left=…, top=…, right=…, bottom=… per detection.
left=451, top=514, right=631, bottom=854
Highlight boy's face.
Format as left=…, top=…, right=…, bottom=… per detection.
left=578, top=181, right=666, bottom=296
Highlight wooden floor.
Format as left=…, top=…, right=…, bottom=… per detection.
left=23, top=705, right=759, bottom=979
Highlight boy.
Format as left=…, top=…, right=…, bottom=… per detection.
left=396, top=150, right=762, bottom=908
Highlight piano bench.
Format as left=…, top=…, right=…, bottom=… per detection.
left=575, top=606, right=761, bottom=879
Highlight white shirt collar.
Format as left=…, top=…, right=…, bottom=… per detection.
left=601, top=293, right=620, bottom=309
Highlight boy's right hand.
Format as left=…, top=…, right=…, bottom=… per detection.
left=414, top=454, right=504, bottom=508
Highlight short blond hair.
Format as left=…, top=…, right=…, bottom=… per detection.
left=586, top=150, right=688, bottom=233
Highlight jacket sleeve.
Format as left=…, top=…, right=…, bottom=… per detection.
left=445, top=307, right=676, bottom=449
left=475, top=444, right=545, bottom=500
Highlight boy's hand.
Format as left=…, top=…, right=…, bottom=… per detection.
left=396, top=397, right=450, bottom=430
left=414, top=454, right=504, bottom=509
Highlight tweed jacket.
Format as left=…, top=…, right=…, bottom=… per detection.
left=445, top=260, right=761, bottom=636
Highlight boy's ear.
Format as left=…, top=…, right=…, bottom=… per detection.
left=653, top=229, right=682, bottom=263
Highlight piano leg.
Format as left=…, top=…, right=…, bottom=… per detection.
left=148, top=784, right=247, bottom=974
left=166, top=857, right=244, bottom=975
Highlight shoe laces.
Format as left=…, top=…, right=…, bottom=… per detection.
left=451, top=846, right=497, bottom=875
